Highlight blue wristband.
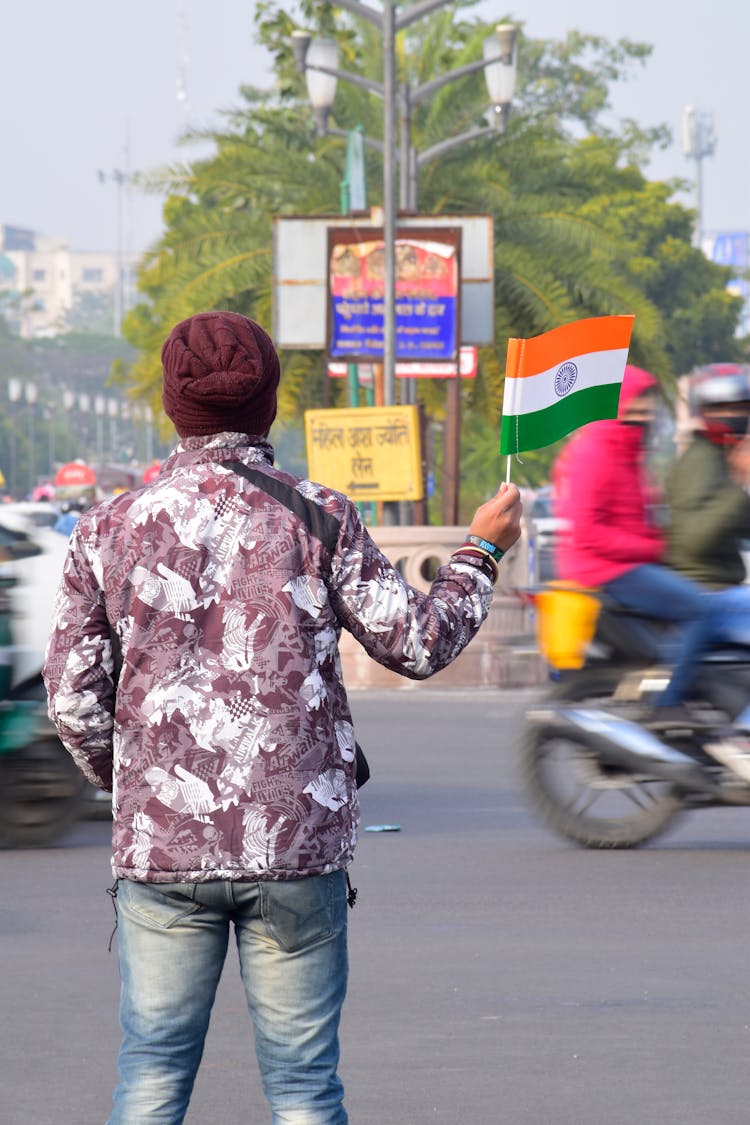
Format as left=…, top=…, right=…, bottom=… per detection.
left=466, top=534, right=504, bottom=563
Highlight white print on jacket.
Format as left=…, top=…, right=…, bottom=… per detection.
left=121, top=810, right=157, bottom=873
left=304, top=769, right=348, bottom=810
left=335, top=719, right=355, bottom=763
left=131, top=484, right=258, bottom=596
left=145, top=764, right=217, bottom=814
left=221, top=607, right=265, bottom=671
left=141, top=663, right=275, bottom=784
left=131, top=562, right=203, bottom=620
left=241, top=807, right=285, bottom=873
left=282, top=575, right=327, bottom=619
left=314, top=624, right=338, bottom=665
left=451, top=564, right=494, bottom=618
left=300, top=667, right=327, bottom=710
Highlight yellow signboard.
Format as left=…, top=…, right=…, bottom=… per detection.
left=304, top=405, right=423, bottom=502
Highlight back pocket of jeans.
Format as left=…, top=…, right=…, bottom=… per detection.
left=259, top=872, right=344, bottom=953
left=119, top=880, right=201, bottom=929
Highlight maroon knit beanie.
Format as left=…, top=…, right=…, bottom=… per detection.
left=161, top=311, right=280, bottom=438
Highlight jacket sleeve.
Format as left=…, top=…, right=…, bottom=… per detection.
left=42, top=526, right=117, bottom=791
left=326, top=502, right=494, bottom=679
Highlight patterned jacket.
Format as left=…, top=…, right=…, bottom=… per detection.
left=43, top=433, right=494, bottom=883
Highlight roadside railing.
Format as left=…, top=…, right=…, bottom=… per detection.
left=339, top=523, right=545, bottom=689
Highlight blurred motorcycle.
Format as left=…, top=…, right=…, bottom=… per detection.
left=519, top=583, right=750, bottom=848
left=0, top=530, right=84, bottom=848
left=0, top=670, right=85, bottom=847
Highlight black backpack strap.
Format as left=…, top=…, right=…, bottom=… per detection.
left=222, top=460, right=371, bottom=805
left=221, top=460, right=341, bottom=555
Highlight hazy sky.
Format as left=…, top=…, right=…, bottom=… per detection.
left=2, top=0, right=746, bottom=257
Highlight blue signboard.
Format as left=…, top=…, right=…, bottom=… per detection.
left=710, top=231, right=750, bottom=332
left=328, top=232, right=460, bottom=362
left=330, top=293, right=457, bottom=360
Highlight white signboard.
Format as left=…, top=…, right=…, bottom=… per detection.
left=273, top=214, right=494, bottom=349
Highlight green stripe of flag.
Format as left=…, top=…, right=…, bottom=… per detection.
left=499, top=382, right=621, bottom=455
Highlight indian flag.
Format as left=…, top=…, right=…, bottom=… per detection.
left=499, top=315, right=635, bottom=455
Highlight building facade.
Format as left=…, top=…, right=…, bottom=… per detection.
left=0, top=225, right=138, bottom=338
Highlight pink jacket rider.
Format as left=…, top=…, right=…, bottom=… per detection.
left=553, top=365, right=663, bottom=588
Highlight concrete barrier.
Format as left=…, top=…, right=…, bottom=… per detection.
left=339, top=524, right=545, bottom=690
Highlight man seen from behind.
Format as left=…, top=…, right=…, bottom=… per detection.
left=43, top=310, right=522, bottom=1125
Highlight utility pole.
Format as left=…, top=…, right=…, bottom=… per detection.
left=294, top=3, right=517, bottom=525
left=97, top=169, right=128, bottom=335
left=177, top=8, right=191, bottom=132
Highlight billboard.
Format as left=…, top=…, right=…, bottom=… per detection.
left=707, top=231, right=749, bottom=332
left=328, top=345, right=478, bottom=381
left=327, top=227, right=460, bottom=362
left=273, top=213, right=493, bottom=349
left=1, top=225, right=36, bottom=252
left=709, top=231, right=749, bottom=271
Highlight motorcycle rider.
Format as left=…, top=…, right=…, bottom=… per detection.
left=553, top=364, right=715, bottom=713
left=667, top=368, right=750, bottom=588
left=666, top=368, right=750, bottom=780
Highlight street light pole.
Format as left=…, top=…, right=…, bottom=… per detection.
left=97, top=168, right=128, bottom=335
left=25, top=382, right=38, bottom=495
left=381, top=1, right=397, bottom=406
left=294, top=6, right=517, bottom=524
left=296, top=0, right=507, bottom=409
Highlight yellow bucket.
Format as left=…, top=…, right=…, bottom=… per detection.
left=534, top=581, right=602, bottom=670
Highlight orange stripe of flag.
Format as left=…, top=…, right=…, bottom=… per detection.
left=506, top=315, right=635, bottom=380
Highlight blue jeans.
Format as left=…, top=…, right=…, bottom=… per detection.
left=702, top=584, right=750, bottom=728
left=604, top=564, right=712, bottom=705
left=109, top=872, right=349, bottom=1125
left=705, top=584, right=750, bottom=648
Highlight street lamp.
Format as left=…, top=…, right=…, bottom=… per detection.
left=402, top=22, right=517, bottom=211
left=483, top=25, right=518, bottom=134
left=293, top=10, right=517, bottom=410
left=25, top=382, right=38, bottom=494
left=292, top=31, right=386, bottom=160
left=682, top=105, right=717, bottom=250
left=8, top=378, right=22, bottom=497
left=300, top=37, right=340, bottom=136
left=95, top=394, right=107, bottom=468
left=62, top=388, right=76, bottom=463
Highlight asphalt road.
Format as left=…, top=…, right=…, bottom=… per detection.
left=3, top=688, right=750, bottom=1125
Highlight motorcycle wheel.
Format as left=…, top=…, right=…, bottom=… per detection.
left=521, top=669, right=684, bottom=849
left=0, top=738, right=85, bottom=848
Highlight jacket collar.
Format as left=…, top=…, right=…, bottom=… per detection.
left=164, top=432, right=275, bottom=470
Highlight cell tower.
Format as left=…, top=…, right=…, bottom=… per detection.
left=682, top=105, right=717, bottom=250
left=177, top=8, right=190, bottom=132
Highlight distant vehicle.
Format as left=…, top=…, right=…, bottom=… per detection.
left=0, top=512, right=69, bottom=683
left=0, top=508, right=109, bottom=825
left=527, top=487, right=566, bottom=582
left=0, top=500, right=61, bottom=531
left=0, top=529, right=83, bottom=846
